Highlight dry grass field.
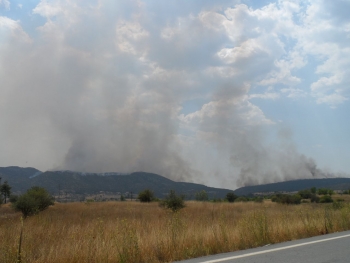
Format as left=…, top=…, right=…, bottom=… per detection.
left=1, top=199, right=350, bottom=263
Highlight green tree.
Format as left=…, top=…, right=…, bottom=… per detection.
left=12, top=187, right=54, bottom=218
left=271, top=194, right=301, bottom=204
left=310, top=187, right=317, bottom=194
left=226, top=192, right=237, bottom=203
left=298, top=189, right=312, bottom=199
left=138, top=189, right=155, bottom=202
left=0, top=181, right=11, bottom=204
left=159, top=190, right=185, bottom=212
left=195, top=190, right=208, bottom=201
left=319, top=195, right=333, bottom=203
left=317, top=188, right=332, bottom=195
left=9, top=194, right=18, bottom=203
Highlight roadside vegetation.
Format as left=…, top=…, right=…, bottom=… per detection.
left=2, top=189, right=350, bottom=263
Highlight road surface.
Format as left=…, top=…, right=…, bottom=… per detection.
left=175, top=230, right=350, bottom=263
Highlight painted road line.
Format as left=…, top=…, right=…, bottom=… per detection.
left=200, top=233, right=350, bottom=263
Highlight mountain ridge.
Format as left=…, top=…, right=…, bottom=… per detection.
left=0, top=166, right=233, bottom=199
left=2, top=166, right=350, bottom=199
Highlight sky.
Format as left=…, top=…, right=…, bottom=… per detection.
left=1, top=0, right=350, bottom=189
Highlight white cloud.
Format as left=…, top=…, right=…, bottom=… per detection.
left=115, top=20, right=149, bottom=55
left=33, top=0, right=63, bottom=18
left=281, top=88, right=307, bottom=99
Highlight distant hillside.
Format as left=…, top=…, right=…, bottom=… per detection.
left=235, top=178, right=350, bottom=196
left=0, top=167, right=233, bottom=199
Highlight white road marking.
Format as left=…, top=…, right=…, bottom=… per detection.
left=200, top=233, right=350, bottom=263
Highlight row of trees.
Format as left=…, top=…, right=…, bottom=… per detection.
left=138, top=186, right=345, bottom=208
left=137, top=189, right=238, bottom=211
left=270, top=187, right=339, bottom=204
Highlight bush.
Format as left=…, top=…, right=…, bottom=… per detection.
left=319, top=195, right=333, bottom=203
left=9, top=194, right=18, bottom=203
left=195, top=190, right=208, bottom=201
left=159, top=190, right=185, bottom=212
left=317, top=188, right=334, bottom=195
left=310, top=194, right=320, bottom=203
left=12, top=187, right=54, bottom=218
left=138, top=189, right=155, bottom=202
left=225, top=192, right=237, bottom=203
left=298, top=189, right=312, bottom=199
left=271, top=194, right=301, bottom=204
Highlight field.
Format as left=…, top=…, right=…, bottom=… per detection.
left=1, top=199, right=350, bottom=263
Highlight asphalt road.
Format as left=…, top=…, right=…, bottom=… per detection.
left=175, top=230, right=350, bottom=263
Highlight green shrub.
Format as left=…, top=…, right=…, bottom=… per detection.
left=271, top=194, right=301, bottom=204
left=159, top=190, right=185, bottom=212
left=298, top=189, right=312, bottom=199
left=317, top=188, right=334, bottom=195
left=195, top=190, right=208, bottom=201
left=138, top=189, right=155, bottom=202
left=9, top=194, right=18, bottom=203
left=319, top=195, right=333, bottom=203
left=310, top=194, right=320, bottom=203
left=225, top=192, right=237, bottom=203
left=12, top=187, right=54, bottom=218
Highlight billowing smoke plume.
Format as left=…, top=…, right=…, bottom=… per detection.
left=0, top=1, right=349, bottom=188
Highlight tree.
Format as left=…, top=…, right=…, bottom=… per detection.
left=12, top=187, right=54, bottom=218
left=159, top=190, right=185, bottom=212
left=0, top=181, right=11, bottom=204
left=226, top=192, right=238, bottom=203
left=310, top=187, right=317, bottom=194
left=195, top=190, right=208, bottom=201
left=138, top=189, right=155, bottom=202
left=319, top=195, right=333, bottom=203
left=271, top=194, right=301, bottom=204
left=317, top=188, right=333, bottom=195
left=298, top=189, right=312, bottom=199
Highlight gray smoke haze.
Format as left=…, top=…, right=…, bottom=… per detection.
left=1, top=1, right=349, bottom=188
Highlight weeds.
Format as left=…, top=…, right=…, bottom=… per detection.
left=1, top=200, right=350, bottom=262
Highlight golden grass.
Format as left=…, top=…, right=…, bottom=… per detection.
left=1, top=200, right=350, bottom=263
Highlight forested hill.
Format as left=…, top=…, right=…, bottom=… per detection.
left=2, top=166, right=350, bottom=198
left=0, top=166, right=233, bottom=199
left=234, top=178, right=350, bottom=196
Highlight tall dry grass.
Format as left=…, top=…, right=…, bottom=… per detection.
left=1, top=200, right=350, bottom=263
